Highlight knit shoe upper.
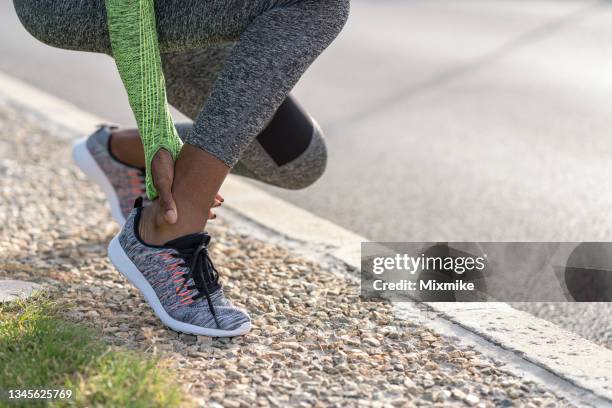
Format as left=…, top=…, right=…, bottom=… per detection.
left=86, top=125, right=147, bottom=221
left=115, top=207, right=251, bottom=334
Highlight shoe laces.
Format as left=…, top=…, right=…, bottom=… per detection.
left=171, top=236, right=222, bottom=328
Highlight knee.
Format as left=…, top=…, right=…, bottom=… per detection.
left=14, top=0, right=69, bottom=51
left=277, top=123, right=328, bottom=190
left=233, top=121, right=328, bottom=190
left=320, top=0, right=350, bottom=40
left=13, top=0, right=108, bottom=53
left=299, top=0, right=350, bottom=49
left=297, top=124, right=328, bottom=189
left=14, top=0, right=42, bottom=40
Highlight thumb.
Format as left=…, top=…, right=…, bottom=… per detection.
left=158, top=180, right=178, bottom=225
left=152, top=149, right=178, bottom=225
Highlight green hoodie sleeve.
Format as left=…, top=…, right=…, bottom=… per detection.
left=104, top=0, right=182, bottom=200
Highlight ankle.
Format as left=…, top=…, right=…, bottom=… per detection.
left=138, top=204, right=168, bottom=246
left=138, top=203, right=204, bottom=246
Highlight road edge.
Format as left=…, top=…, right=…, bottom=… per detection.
left=1, top=69, right=610, bottom=406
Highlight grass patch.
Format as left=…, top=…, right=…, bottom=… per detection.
left=0, top=294, right=185, bottom=408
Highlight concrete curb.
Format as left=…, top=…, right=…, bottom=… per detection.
left=0, top=69, right=610, bottom=407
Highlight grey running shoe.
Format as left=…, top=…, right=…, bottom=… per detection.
left=72, top=125, right=146, bottom=224
left=107, top=201, right=251, bottom=337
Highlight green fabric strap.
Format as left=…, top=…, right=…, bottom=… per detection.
left=105, top=0, right=182, bottom=200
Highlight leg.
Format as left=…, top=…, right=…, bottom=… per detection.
left=13, top=0, right=111, bottom=54
left=14, top=0, right=349, bottom=238
left=14, top=0, right=334, bottom=191
left=15, top=0, right=348, bottom=336
left=111, top=98, right=328, bottom=190
left=143, top=0, right=349, bottom=243
left=163, top=46, right=328, bottom=189
left=108, top=45, right=233, bottom=169
left=112, top=45, right=328, bottom=190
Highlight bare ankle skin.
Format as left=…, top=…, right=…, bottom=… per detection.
left=109, top=128, right=146, bottom=168
left=138, top=202, right=170, bottom=246
left=138, top=144, right=230, bottom=246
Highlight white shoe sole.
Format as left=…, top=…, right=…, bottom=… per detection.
left=72, top=137, right=126, bottom=225
left=107, top=235, right=251, bottom=337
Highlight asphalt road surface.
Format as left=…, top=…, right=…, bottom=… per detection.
left=1, top=0, right=611, bottom=346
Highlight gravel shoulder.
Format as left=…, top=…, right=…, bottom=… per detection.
left=0, top=98, right=573, bottom=407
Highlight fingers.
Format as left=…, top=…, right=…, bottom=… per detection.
left=151, top=150, right=225, bottom=224
left=208, top=196, right=223, bottom=220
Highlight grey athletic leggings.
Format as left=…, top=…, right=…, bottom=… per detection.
left=13, top=0, right=349, bottom=189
